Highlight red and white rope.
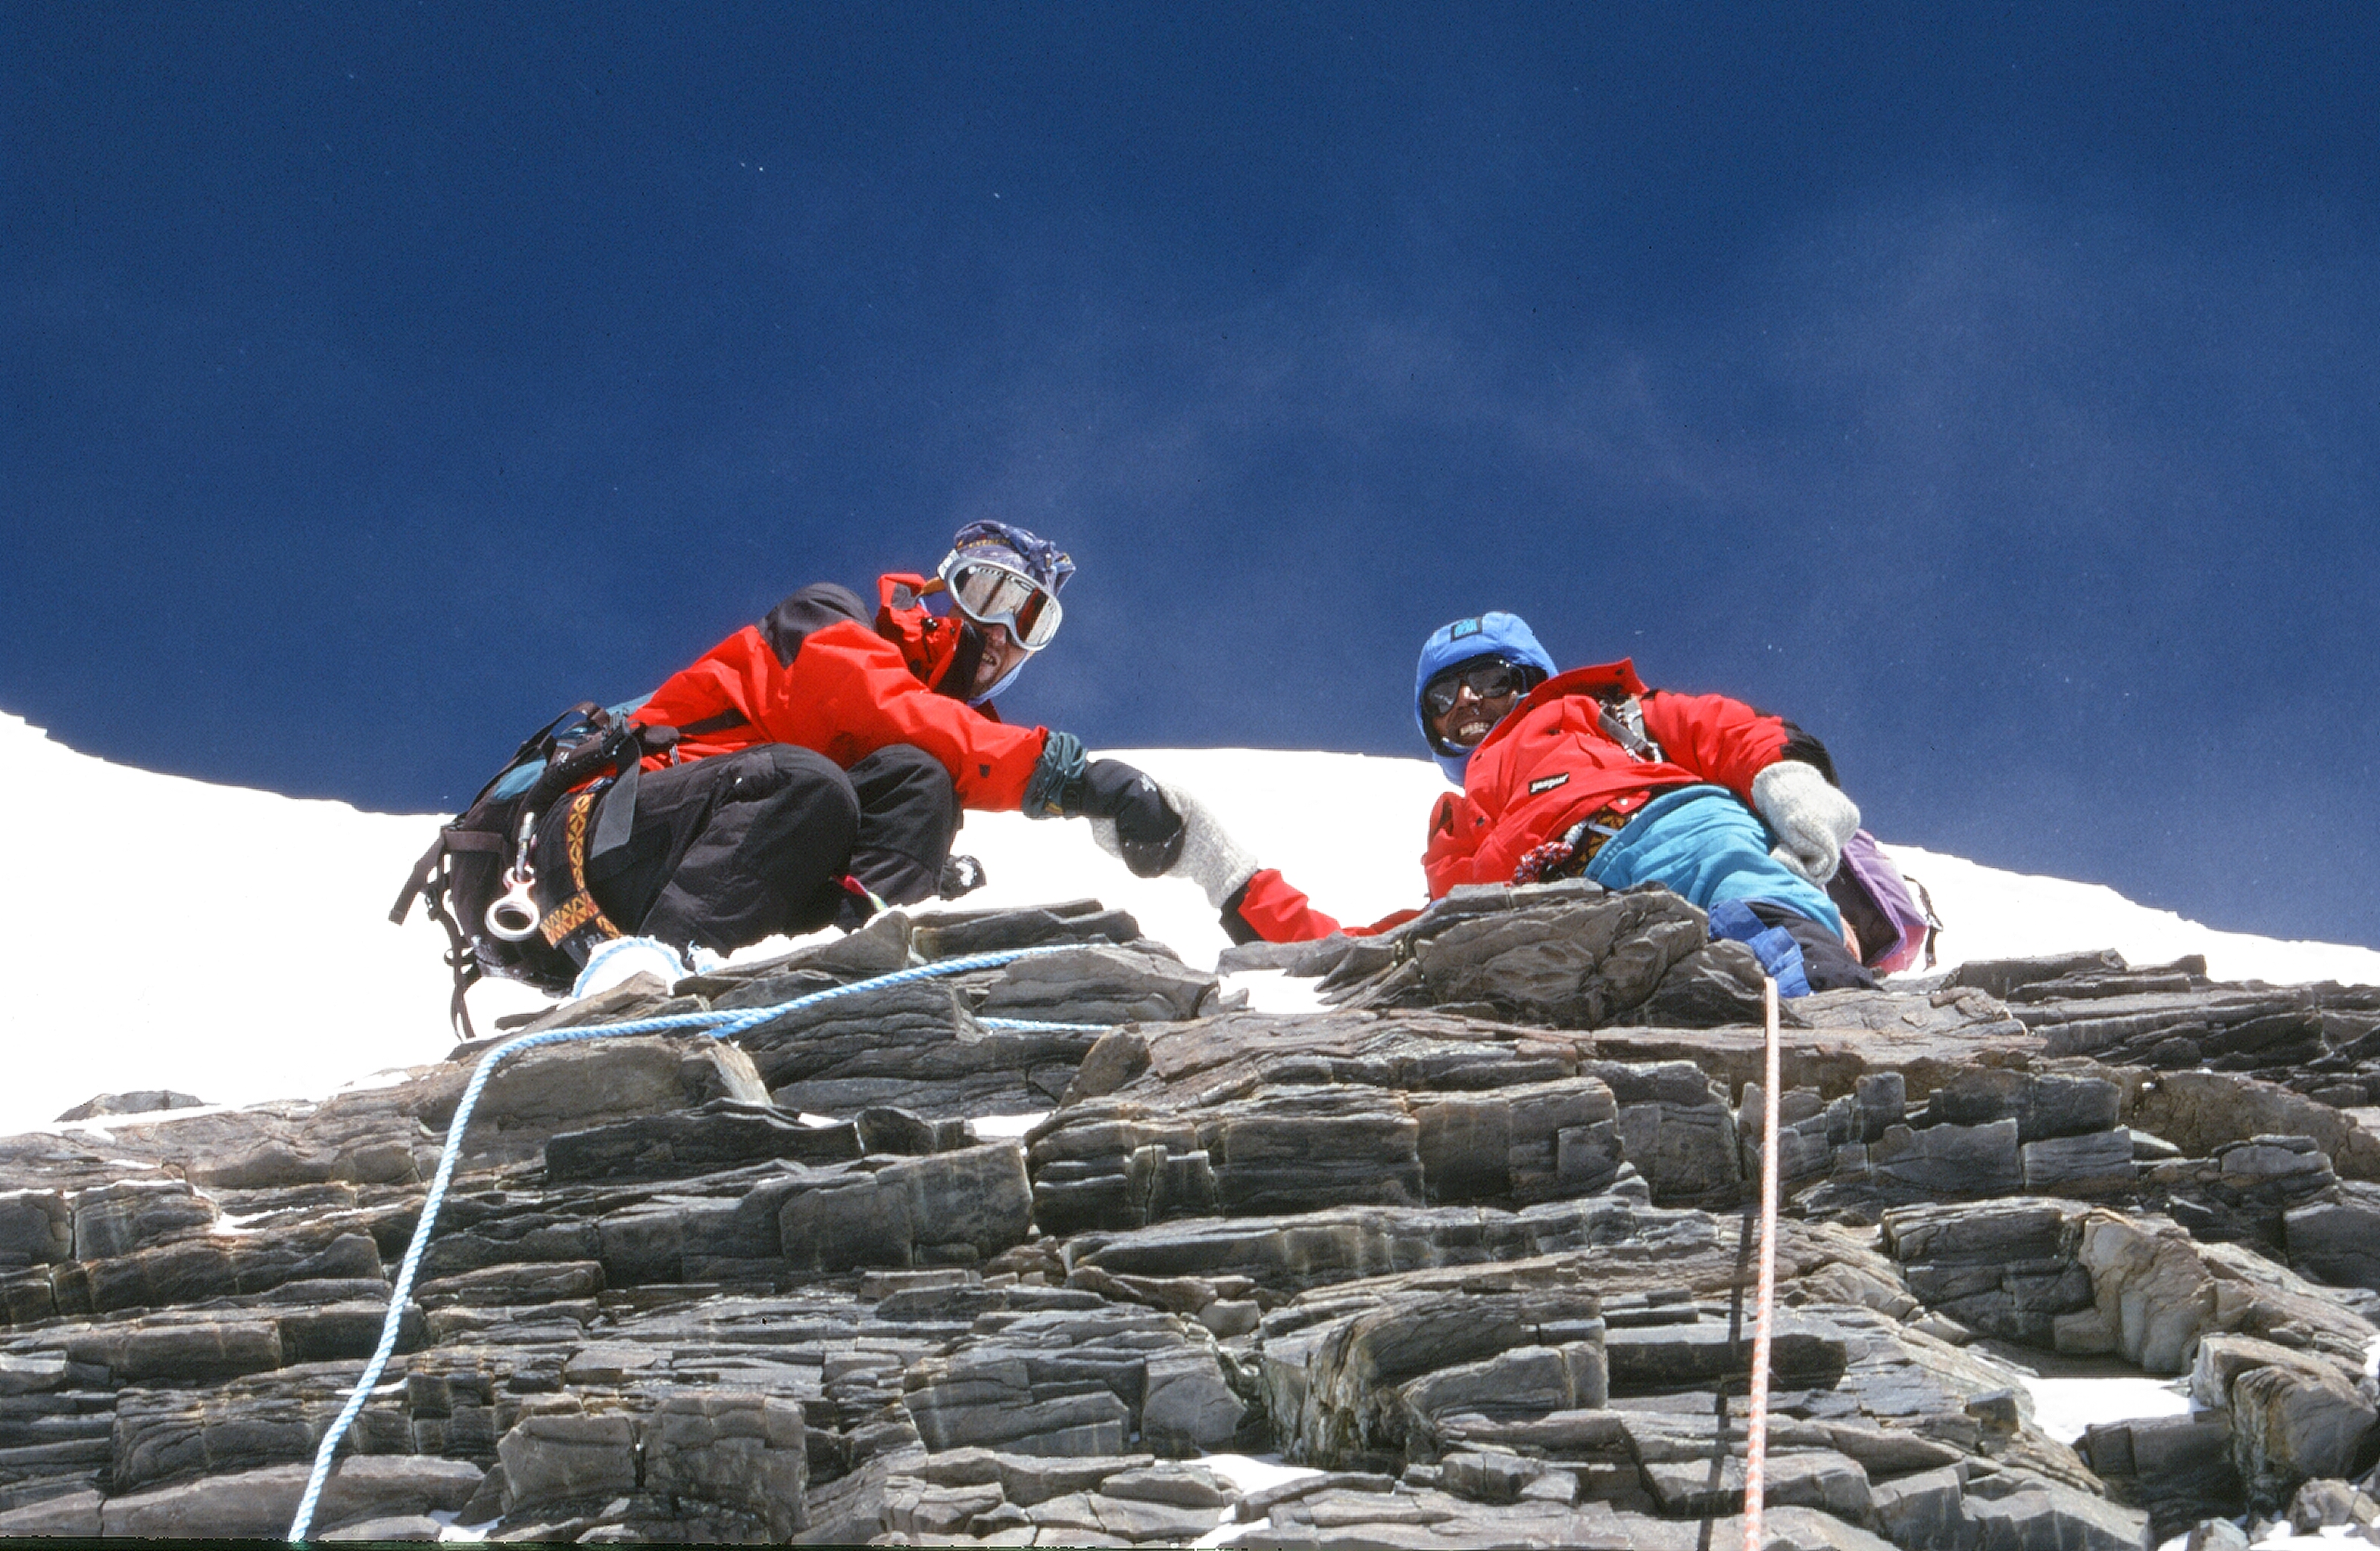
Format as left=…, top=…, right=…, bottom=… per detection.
left=1741, top=974, right=1782, bottom=1551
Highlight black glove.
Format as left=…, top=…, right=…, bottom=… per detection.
left=1081, top=760, right=1185, bottom=876
left=938, top=854, right=988, bottom=899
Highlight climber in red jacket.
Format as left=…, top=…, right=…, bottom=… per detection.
left=536, top=520, right=1183, bottom=993
left=1107, top=611, right=1875, bottom=993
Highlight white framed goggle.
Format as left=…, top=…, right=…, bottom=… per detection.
left=937, top=550, right=1064, bottom=651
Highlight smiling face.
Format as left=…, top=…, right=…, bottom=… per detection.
left=1423, top=659, right=1527, bottom=749
left=967, top=622, right=1029, bottom=697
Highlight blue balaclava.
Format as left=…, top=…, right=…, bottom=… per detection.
left=946, top=520, right=1074, bottom=704
left=1413, top=612, right=1557, bottom=784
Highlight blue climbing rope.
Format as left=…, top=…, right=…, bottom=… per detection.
left=285, top=944, right=1088, bottom=1541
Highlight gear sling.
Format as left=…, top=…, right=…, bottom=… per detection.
left=390, top=701, right=686, bottom=1035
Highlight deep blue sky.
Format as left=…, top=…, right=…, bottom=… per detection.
left=7, top=5, right=2378, bottom=947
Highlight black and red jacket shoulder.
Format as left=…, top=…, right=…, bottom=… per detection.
left=632, top=573, right=1048, bottom=810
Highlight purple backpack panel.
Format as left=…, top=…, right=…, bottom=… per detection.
left=1825, top=830, right=1941, bottom=975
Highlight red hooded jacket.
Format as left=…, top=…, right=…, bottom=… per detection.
left=1226, top=660, right=1807, bottom=944
left=1422, top=660, right=1794, bottom=894
left=632, top=574, right=1049, bottom=810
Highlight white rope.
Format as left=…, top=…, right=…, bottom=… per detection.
left=1741, top=974, right=1782, bottom=1551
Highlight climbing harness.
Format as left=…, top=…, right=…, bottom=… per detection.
left=1741, top=976, right=1782, bottom=1551
left=1595, top=690, right=1665, bottom=764
left=286, top=945, right=1090, bottom=1542
left=1510, top=804, right=1638, bottom=886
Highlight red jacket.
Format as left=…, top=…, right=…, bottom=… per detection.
left=1423, top=660, right=1792, bottom=894
left=632, top=574, right=1048, bottom=810
left=1227, top=660, right=1806, bottom=944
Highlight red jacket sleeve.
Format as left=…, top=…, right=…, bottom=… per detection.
left=1223, top=869, right=1343, bottom=944
left=1638, top=691, right=1791, bottom=803
left=1221, top=869, right=1425, bottom=946
left=637, top=620, right=1047, bottom=810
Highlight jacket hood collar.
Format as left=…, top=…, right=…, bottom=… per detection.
left=876, top=573, right=966, bottom=694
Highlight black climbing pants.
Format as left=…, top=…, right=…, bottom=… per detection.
left=1746, top=901, right=1879, bottom=993
left=567, top=743, right=960, bottom=957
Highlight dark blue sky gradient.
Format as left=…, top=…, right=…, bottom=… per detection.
left=7, top=5, right=2379, bottom=944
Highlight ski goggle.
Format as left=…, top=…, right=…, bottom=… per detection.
left=1422, top=659, right=1529, bottom=718
left=937, top=551, right=1064, bottom=651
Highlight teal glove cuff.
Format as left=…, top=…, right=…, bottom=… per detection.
left=1023, top=730, right=1088, bottom=818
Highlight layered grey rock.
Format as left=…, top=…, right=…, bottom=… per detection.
left=1, top=898, right=2374, bottom=1541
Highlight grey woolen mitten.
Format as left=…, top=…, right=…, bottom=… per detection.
left=1751, top=760, right=1860, bottom=884
left=1090, top=782, right=1259, bottom=908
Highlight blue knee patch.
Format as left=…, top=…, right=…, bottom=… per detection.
left=1707, top=900, right=1811, bottom=998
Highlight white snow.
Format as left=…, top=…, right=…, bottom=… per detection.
left=1876, top=843, right=2380, bottom=988
left=1195, top=1453, right=1322, bottom=1496
left=968, top=1112, right=1049, bottom=1140
left=1189, top=1453, right=1323, bottom=1546
left=2250, top=1530, right=2374, bottom=1549
left=3, top=713, right=2378, bottom=1141
left=2018, top=1375, right=2194, bottom=1445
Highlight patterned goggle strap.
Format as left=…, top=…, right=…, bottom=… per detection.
left=938, top=551, right=1064, bottom=651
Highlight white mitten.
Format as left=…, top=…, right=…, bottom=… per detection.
left=1092, top=782, right=1259, bottom=908
left=1751, top=760, right=1860, bottom=884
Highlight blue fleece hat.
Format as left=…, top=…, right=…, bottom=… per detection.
left=949, top=519, right=1075, bottom=594
left=1413, top=612, right=1558, bottom=784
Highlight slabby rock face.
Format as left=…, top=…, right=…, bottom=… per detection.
left=0, top=893, right=2373, bottom=1543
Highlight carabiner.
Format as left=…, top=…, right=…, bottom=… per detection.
left=485, top=868, right=542, bottom=942
left=485, top=807, right=543, bottom=942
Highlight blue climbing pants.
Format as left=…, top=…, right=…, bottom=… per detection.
left=1583, top=785, right=1844, bottom=935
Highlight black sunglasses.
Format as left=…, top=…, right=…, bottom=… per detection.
left=1423, top=660, right=1527, bottom=717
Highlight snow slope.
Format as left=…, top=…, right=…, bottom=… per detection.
left=4, top=713, right=2378, bottom=1138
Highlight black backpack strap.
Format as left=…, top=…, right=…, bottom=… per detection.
left=454, top=701, right=608, bottom=813
left=590, top=723, right=678, bottom=866
left=445, top=951, right=480, bottom=1043
left=389, top=832, right=446, bottom=926
left=590, top=741, right=642, bottom=864
left=389, top=824, right=490, bottom=1041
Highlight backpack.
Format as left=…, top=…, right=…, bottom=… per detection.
left=1826, top=829, right=1942, bottom=975
left=389, top=701, right=676, bottom=1035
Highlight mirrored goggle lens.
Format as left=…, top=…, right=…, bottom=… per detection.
left=945, top=560, right=1062, bottom=649
left=1423, top=662, right=1523, bottom=716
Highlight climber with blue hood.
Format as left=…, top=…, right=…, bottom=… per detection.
left=1411, top=612, right=1559, bottom=785
left=517, top=520, right=1188, bottom=997
left=1113, top=611, right=1879, bottom=994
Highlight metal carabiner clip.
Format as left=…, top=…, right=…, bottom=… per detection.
left=485, top=868, right=542, bottom=942
left=483, top=807, right=543, bottom=942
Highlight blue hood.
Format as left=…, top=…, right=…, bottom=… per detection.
left=1413, top=613, right=1558, bottom=785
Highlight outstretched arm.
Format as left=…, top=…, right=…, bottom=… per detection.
left=1091, top=782, right=1416, bottom=944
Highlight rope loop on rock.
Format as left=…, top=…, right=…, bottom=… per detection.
left=286, top=944, right=1080, bottom=1542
